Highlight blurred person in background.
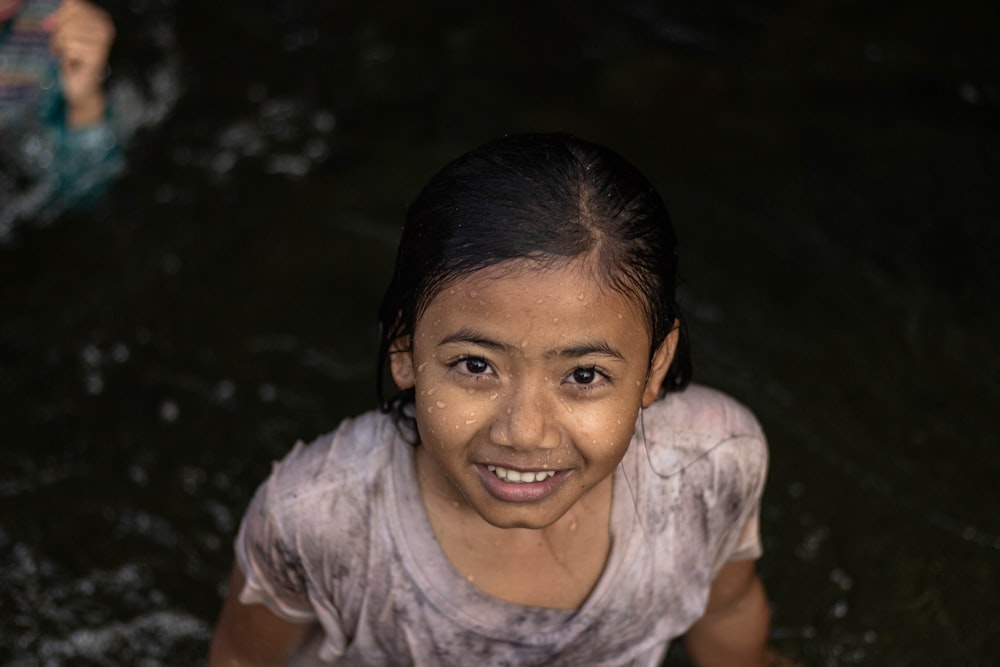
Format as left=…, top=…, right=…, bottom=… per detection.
left=0, top=0, right=125, bottom=235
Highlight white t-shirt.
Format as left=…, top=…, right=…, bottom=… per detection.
left=235, top=384, right=768, bottom=666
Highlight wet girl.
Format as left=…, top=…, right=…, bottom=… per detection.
left=208, top=133, right=771, bottom=666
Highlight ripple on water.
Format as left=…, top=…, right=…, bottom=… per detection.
left=1, top=541, right=210, bottom=663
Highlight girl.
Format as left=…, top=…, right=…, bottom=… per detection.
left=208, top=132, right=771, bottom=666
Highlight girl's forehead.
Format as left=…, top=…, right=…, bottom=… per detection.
left=438, top=258, right=592, bottom=298
left=421, top=258, right=650, bottom=329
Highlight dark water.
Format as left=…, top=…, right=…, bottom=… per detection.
left=2, top=0, right=998, bottom=664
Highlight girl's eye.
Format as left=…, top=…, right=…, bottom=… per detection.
left=460, top=357, right=491, bottom=374
left=566, top=366, right=613, bottom=390
left=563, top=366, right=612, bottom=393
left=448, top=357, right=493, bottom=376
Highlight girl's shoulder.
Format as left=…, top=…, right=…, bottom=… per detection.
left=263, top=409, right=402, bottom=505
left=650, top=383, right=763, bottom=437
left=638, top=384, right=767, bottom=479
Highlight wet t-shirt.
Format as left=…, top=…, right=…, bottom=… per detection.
left=235, top=384, right=768, bottom=666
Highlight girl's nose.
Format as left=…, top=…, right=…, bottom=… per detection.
left=489, top=382, right=559, bottom=451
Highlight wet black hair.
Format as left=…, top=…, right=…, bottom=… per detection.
left=376, top=132, right=692, bottom=435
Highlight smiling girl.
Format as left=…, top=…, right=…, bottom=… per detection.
left=208, top=132, right=772, bottom=666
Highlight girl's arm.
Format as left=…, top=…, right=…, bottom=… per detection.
left=681, top=559, right=771, bottom=667
left=207, top=564, right=313, bottom=667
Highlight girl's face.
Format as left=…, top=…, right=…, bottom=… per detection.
left=391, top=259, right=676, bottom=530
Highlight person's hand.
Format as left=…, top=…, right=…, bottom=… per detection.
left=44, top=0, right=116, bottom=128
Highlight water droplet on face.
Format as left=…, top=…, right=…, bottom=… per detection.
left=436, top=401, right=447, bottom=409
left=466, top=388, right=476, bottom=395
left=489, top=392, right=498, bottom=401
left=466, top=574, right=476, bottom=583
left=569, top=519, right=578, bottom=532
left=427, top=385, right=437, bottom=396
left=417, top=362, right=429, bottom=372
left=427, top=407, right=434, bottom=413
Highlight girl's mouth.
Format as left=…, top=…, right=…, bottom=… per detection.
left=476, top=464, right=569, bottom=503
left=486, top=464, right=556, bottom=483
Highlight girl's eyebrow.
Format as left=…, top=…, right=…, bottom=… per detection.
left=437, top=329, right=626, bottom=361
left=556, top=341, right=626, bottom=361
left=437, top=328, right=511, bottom=352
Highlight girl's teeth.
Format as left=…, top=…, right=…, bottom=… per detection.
left=486, top=465, right=556, bottom=483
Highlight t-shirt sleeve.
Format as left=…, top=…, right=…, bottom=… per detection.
left=713, top=433, right=768, bottom=571
left=234, top=449, right=318, bottom=624
left=232, top=438, right=357, bottom=662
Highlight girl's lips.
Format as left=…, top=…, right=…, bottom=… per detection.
left=475, top=463, right=570, bottom=503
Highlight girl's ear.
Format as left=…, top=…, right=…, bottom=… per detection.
left=641, top=322, right=680, bottom=407
left=389, top=337, right=416, bottom=390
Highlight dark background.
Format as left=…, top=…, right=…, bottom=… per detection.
left=2, top=0, right=998, bottom=664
